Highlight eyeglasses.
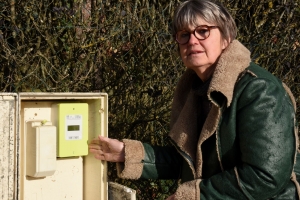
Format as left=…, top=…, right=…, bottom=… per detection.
left=175, top=25, right=219, bottom=45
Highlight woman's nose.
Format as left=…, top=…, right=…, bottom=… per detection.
left=188, top=33, right=200, bottom=45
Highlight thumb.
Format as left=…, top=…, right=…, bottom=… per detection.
left=98, top=135, right=110, bottom=142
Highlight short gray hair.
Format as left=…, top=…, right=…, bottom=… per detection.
left=172, top=0, right=237, bottom=43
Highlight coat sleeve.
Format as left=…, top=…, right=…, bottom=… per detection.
left=175, top=77, right=298, bottom=200
left=116, top=139, right=183, bottom=180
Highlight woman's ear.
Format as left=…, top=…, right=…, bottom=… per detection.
left=222, top=38, right=230, bottom=50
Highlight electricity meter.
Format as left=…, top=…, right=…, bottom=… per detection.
left=52, top=103, right=88, bottom=157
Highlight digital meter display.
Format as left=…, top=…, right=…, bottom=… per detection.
left=67, top=125, right=80, bottom=131
left=65, top=115, right=82, bottom=140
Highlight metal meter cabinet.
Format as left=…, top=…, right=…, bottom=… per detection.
left=0, top=92, right=136, bottom=200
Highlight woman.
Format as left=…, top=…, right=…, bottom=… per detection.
left=89, top=0, right=300, bottom=199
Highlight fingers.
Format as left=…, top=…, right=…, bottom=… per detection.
left=89, top=137, right=109, bottom=153
left=88, top=143, right=101, bottom=150
left=89, top=137, right=101, bottom=145
left=88, top=135, right=125, bottom=162
left=93, top=153, right=106, bottom=161
left=89, top=136, right=106, bottom=149
left=94, top=154, right=106, bottom=160
left=89, top=148, right=113, bottom=162
left=88, top=136, right=109, bottom=161
left=96, top=136, right=123, bottom=152
left=89, top=136, right=110, bottom=147
left=89, top=148, right=106, bottom=160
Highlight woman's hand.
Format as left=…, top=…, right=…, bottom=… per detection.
left=89, top=136, right=125, bottom=162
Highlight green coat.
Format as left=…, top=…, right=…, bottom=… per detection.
left=117, top=40, right=300, bottom=200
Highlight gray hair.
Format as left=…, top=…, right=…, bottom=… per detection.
left=172, top=0, right=237, bottom=43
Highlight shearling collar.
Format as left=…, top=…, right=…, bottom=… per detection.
left=208, top=40, right=251, bottom=107
left=169, top=40, right=251, bottom=176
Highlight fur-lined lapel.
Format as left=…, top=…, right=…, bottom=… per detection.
left=169, top=40, right=251, bottom=177
left=208, top=40, right=251, bottom=107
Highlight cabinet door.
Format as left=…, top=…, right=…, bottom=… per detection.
left=108, top=182, right=136, bottom=200
left=0, top=93, right=18, bottom=200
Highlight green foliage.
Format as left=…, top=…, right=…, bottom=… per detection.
left=0, top=0, right=299, bottom=199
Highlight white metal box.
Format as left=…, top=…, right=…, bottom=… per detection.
left=0, top=92, right=136, bottom=200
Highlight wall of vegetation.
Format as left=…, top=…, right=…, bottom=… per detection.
left=1, top=0, right=299, bottom=199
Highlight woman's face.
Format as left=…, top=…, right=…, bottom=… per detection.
left=178, top=18, right=228, bottom=74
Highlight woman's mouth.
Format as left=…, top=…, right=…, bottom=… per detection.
left=188, top=50, right=203, bottom=56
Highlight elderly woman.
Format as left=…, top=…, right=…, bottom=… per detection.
left=89, top=0, right=299, bottom=199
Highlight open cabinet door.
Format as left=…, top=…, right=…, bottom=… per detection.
left=108, top=182, right=136, bottom=200
left=0, top=93, right=18, bottom=200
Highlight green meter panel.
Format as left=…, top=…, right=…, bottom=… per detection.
left=52, top=103, right=88, bottom=157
